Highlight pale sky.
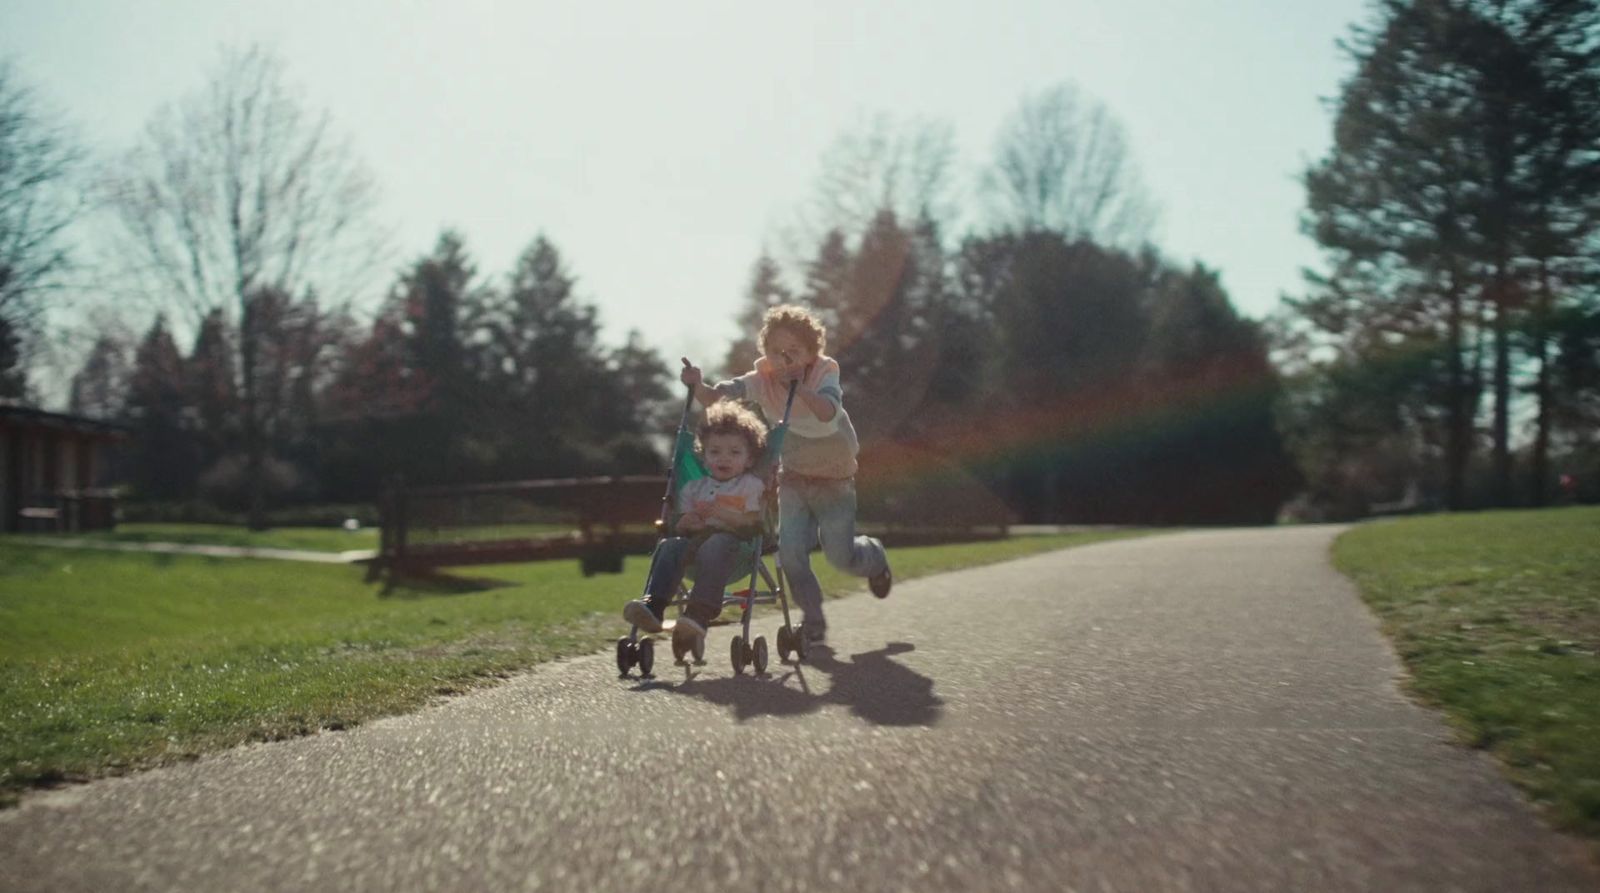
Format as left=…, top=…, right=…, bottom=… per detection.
left=4, top=0, right=1368, bottom=372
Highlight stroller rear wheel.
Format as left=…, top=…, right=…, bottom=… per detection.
left=636, top=637, right=655, bottom=677
left=730, top=634, right=748, bottom=675
left=753, top=636, right=769, bottom=674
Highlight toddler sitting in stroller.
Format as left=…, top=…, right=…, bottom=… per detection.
left=622, top=402, right=769, bottom=657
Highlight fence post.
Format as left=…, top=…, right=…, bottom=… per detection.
left=394, top=475, right=409, bottom=569
left=368, top=475, right=406, bottom=583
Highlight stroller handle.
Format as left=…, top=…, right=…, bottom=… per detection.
left=658, top=383, right=700, bottom=532
left=781, top=378, right=798, bottom=420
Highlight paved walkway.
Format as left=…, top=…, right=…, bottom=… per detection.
left=2, top=526, right=1595, bottom=891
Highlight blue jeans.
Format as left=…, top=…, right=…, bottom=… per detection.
left=645, top=532, right=745, bottom=625
left=778, top=474, right=887, bottom=628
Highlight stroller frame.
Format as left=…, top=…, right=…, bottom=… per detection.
left=615, top=380, right=809, bottom=678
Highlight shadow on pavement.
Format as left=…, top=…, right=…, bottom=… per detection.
left=808, top=642, right=944, bottom=726
left=660, top=641, right=943, bottom=727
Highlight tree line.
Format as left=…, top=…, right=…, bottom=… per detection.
left=69, top=231, right=672, bottom=522
left=14, top=0, right=1591, bottom=529
left=7, top=49, right=676, bottom=528
left=37, top=55, right=1296, bottom=527
left=721, top=212, right=1295, bottom=525
left=1280, top=0, right=1600, bottom=517
left=711, top=90, right=1297, bottom=525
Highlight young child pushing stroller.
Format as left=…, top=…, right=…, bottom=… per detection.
left=680, top=304, right=893, bottom=646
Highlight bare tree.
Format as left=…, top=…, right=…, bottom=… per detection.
left=779, top=114, right=961, bottom=266
left=0, top=59, right=84, bottom=398
left=102, top=45, right=388, bottom=526
left=103, top=45, right=386, bottom=336
left=813, top=114, right=960, bottom=234
left=982, top=83, right=1157, bottom=247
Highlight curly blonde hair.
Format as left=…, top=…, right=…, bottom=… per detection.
left=698, top=401, right=767, bottom=458
left=757, top=304, right=827, bottom=358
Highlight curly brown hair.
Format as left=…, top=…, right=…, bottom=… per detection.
left=698, top=401, right=767, bottom=458
left=757, top=304, right=827, bottom=358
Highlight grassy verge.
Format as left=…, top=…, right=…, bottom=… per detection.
left=1334, top=506, right=1600, bottom=837
left=0, top=528, right=1144, bottom=805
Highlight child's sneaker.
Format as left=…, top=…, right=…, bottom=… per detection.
left=869, top=564, right=892, bottom=599
left=623, top=598, right=665, bottom=634
left=672, top=616, right=707, bottom=659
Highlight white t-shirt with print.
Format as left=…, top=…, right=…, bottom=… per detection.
left=677, top=473, right=765, bottom=530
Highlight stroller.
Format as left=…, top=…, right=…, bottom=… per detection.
left=615, top=380, right=809, bottom=678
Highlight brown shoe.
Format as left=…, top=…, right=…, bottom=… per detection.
left=623, top=599, right=665, bottom=633
left=869, top=565, right=892, bottom=599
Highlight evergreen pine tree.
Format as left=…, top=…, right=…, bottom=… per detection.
left=186, top=309, right=237, bottom=477
left=125, top=317, right=193, bottom=500
left=68, top=335, right=130, bottom=420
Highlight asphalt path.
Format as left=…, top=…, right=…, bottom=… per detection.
left=3, top=526, right=1596, bottom=892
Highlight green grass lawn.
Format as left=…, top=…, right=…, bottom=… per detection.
left=1335, top=506, right=1600, bottom=837
left=0, top=528, right=1143, bottom=805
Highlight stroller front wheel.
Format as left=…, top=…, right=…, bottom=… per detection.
left=615, top=637, right=634, bottom=676
left=753, top=635, right=769, bottom=674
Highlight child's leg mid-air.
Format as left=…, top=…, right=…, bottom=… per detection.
left=778, top=476, right=891, bottom=645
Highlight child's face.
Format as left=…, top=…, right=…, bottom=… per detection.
left=762, top=327, right=817, bottom=381
left=702, top=432, right=755, bottom=481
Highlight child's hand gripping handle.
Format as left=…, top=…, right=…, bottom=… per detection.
left=679, top=358, right=702, bottom=410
